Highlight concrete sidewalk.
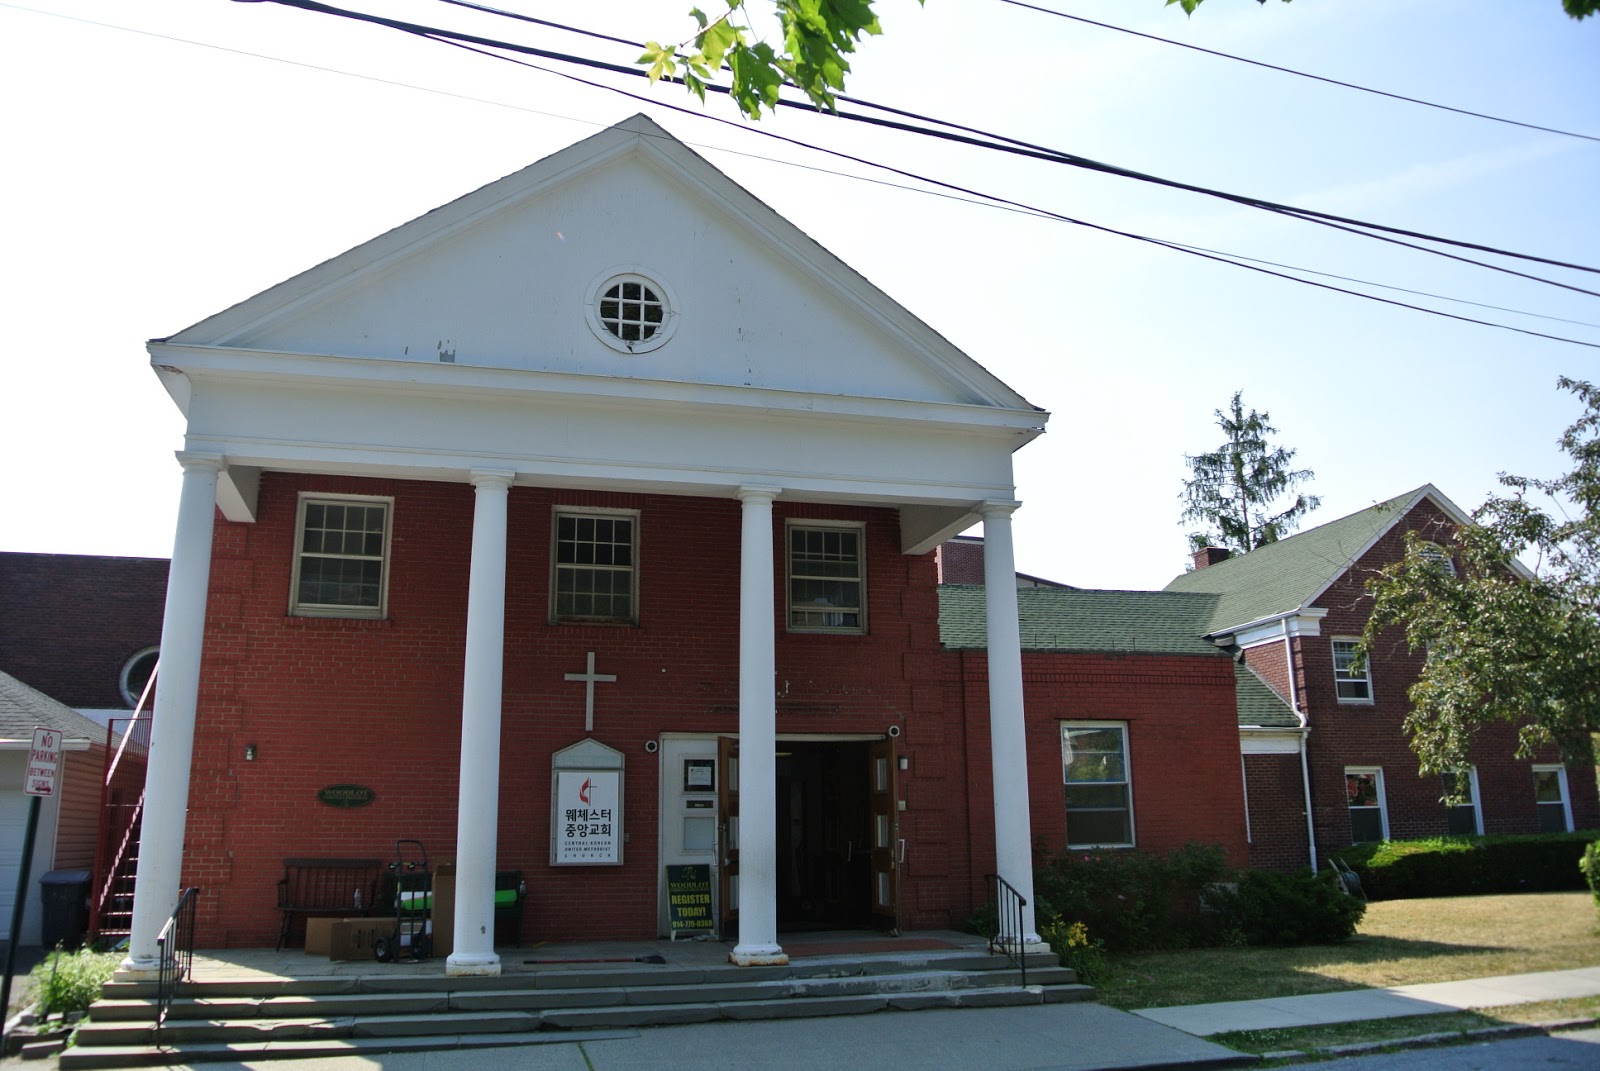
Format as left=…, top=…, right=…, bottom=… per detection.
left=1134, top=966, right=1600, bottom=1037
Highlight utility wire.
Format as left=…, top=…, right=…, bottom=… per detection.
left=23, top=2, right=1592, bottom=346
left=309, top=5, right=1600, bottom=351
left=996, top=0, right=1600, bottom=144
left=410, top=0, right=1600, bottom=288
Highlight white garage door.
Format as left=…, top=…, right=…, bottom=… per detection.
left=0, top=751, right=56, bottom=947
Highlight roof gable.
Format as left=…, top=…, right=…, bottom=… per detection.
left=1163, top=484, right=1476, bottom=634
left=163, top=115, right=1036, bottom=413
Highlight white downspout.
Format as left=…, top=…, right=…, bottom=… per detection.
left=1284, top=618, right=1318, bottom=873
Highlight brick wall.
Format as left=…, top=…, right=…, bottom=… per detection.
left=182, top=473, right=963, bottom=946
left=0, top=553, right=168, bottom=709
left=953, top=647, right=1249, bottom=912
left=1242, top=753, right=1310, bottom=870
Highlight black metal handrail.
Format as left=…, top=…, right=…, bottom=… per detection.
left=154, top=887, right=199, bottom=1045
left=984, top=873, right=1028, bottom=988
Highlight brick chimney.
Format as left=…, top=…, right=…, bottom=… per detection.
left=1192, top=546, right=1232, bottom=571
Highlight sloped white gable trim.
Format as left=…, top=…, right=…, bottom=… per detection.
left=160, top=115, right=1040, bottom=418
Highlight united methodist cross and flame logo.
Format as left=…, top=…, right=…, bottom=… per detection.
left=579, top=777, right=593, bottom=805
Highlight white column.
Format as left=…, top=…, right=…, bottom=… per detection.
left=121, top=452, right=223, bottom=977
left=730, top=487, right=786, bottom=966
left=982, top=500, right=1042, bottom=947
left=446, top=470, right=514, bottom=977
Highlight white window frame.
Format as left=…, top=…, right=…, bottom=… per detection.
left=1061, top=721, right=1135, bottom=849
left=584, top=267, right=680, bottom=355
left=1345, top=766, right=1390, bottom=843
left=786, top=520, right=867, bottom=634
left=550, top=506, right=640, bottom=625
left=289, top=493, right=393, bottom=619
left=1331, top=638, right=1373, bottom=704
left=1533, top=764, right=1574, bottom=833
left=1443, top=767, right=1483, bottom=836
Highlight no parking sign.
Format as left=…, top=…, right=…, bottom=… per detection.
left=25, top=727, right=60, bottom=797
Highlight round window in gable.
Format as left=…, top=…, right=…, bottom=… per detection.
left=120, top=646, right=160, bottom=709
left=585, top=270, right=679, bottom=354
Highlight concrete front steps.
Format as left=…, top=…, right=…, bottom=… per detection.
left=64, top=949, right=1090, bottom=1067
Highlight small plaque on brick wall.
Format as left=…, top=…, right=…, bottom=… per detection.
left=317, top=784, right=376, bottom=808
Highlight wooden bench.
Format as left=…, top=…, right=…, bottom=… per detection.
left=276, top=858, right=384, bottom=950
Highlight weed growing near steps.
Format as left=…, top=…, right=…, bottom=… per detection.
left=30, top=948, right=119, bottom=1017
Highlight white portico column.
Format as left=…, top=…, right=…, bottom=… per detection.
left=447, top=470, right=514, bottom=977
left=982, top=500, right=1042, bottom=948
left=121, top=452, right=223, bottom=977
left=730, top=487, right=787, bottom=966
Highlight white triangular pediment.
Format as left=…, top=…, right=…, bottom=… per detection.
left=168, top=115, right=1031, bottom=412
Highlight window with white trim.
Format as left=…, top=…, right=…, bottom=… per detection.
left=1443, top=768, right=1482, bottom=836
left=291, top=495, right=391, bottom=618
left=585, top=270, right=679, bottom=354
left=787, top=523, right=865, bottom=632
left=1332, top=638, right=1372, bottom=703
left=552, top=509, right=637, bottom=624
left=1533, top=765, right=1573, bottom=832
left=1346, top=767, right=1388, bottom=843
left=1062, top=722, right=1134, bottom=848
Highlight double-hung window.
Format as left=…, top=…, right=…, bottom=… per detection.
left=1443, top=768, right=1482, bottom=836
left=787, top=523, right=865, bottom=632
left=1346, top=767, right=1388, bottom=843
left=552, top=510, right=638, bottom=624
left=1332, top=639, right=1372, bottom=703
left=1533, top=765, right=1573, bottom=832
left=1062, top=722, right=1134, bottom=848
left=291, top=495, right=391, bottom=618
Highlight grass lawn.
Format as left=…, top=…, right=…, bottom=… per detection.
left=1093, top=891, right=1600, bottom=1011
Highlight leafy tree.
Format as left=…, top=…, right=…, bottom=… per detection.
left=1179, top=390, right=1319, bottom=556
left=645, top=0, right=1596, bottom=119
left=1364, top=377, right=1600, bottom=776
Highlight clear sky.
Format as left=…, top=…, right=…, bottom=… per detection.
left=2, top=0, right=1595, bottom=590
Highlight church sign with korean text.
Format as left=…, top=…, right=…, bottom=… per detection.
left=552, top=768, right=623, bottom=865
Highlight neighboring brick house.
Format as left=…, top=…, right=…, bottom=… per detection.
left=0, top=552, right=168, bottom=726
left=1166, top=485, right=1599, bottom=869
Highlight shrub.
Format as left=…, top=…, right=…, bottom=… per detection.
left=1033, top=842, right=1233, bottom=952
left=1215, top=868, right=1366, bottom=946
left=1582, top=840, right=1600, bottom=909
left=30, top=947, right=119, bottom=1017
left=1337, top=831, right=1596, bottom=900
left=1040, top=919, right=1108, bottom=983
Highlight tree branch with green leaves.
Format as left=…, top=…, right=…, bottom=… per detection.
left=1179, top=390, right=1319, bottom=557
left=1364, top=377, right=1600, bottom=777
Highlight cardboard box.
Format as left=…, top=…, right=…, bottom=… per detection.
left=329, top=918, right=395, bottom=961
left=432, top=862, right=455, bottom=959
left=304, top=916, right=376, bottom=956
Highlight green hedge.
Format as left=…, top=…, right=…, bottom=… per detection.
left=1335, top=831, right=1597, bottom=900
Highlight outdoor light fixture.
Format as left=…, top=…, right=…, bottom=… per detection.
left=244, top=744, right=257, bottom=761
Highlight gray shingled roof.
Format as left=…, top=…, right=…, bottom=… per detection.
left=1234, top=663, right=1300, bottom=729
left=0, top=671, right=112, bottom=745
left=939, top=586, right=1225, bottom=657
left=1162, top=486, right=1430, bottom=635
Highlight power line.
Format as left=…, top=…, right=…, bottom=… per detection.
left=17, top=1, right=1596, bottom=348
left=361, top=12, right=1600, bottom=351
left=270, top=0, right=1600, bottom=290
left=996, top=0, right=1600, bottom=144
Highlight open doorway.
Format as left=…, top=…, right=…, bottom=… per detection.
left=775, top=741, right=876, bottom=931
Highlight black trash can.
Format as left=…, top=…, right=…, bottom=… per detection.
left=39, top=869, right=92, bottom=950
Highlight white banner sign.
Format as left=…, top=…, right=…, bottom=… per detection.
left=553, top=769, right=622, bottom=865
left=25, top=728, right=61, bottom=798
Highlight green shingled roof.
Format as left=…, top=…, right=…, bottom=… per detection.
left=938, top=585, right=1225, bottom=657
left=1163, top=486, right=1430, bottom=635
left=1234, top=663, right=1300, bottom=729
